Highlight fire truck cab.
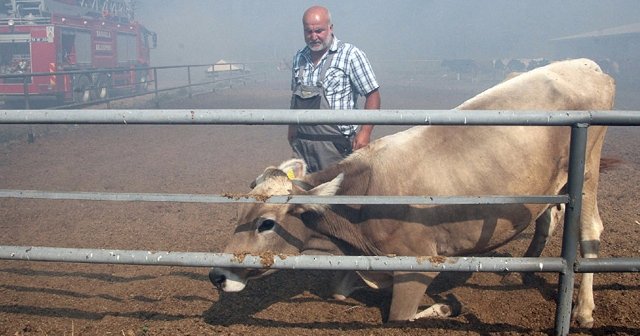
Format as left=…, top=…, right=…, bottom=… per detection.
left=0, top=0, right=156, bottom=106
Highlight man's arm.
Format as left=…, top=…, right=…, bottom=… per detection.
left=353, top=88, right=380, bottom=150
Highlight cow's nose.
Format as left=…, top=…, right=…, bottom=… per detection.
left=208, top=269, right=226, bottom=289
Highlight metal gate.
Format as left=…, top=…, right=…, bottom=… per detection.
left=1, top=108, right=639, bottom=335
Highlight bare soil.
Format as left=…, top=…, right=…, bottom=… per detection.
left=0, top=73, right=639, bottom=335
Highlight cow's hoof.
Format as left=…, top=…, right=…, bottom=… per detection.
left=411, top=303, right=452, bottom=320
left=332, top=293, right=347, bottom=301
left=572, top=308, right=594, bottom=328
left=575, top=315, right=594, bottom=328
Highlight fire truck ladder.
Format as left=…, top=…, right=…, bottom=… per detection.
left=79, top=0, right=134, bottom=20
left=2, top=0, right=47, bottom=21
left=1, top=1, right=134, bottom=22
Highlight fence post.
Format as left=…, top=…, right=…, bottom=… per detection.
left=23, top=75, right=35, bottom=143
left=153, top=68, right=159, bottom=108
left=187, top=66, right=193, bottom=99
left=555, top=123, right=589, bottom=336
left=22, top=75, right=30, bottom=110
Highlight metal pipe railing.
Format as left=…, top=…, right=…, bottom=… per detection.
left=555, top=124, right=588, bottom=334
left=0, top=62, right=272, bottom=109
left=0, top=189, right=569, bottom=205
left=1, top=109, right=640, bottom=126
left=0, top=246, right=568, bottom=273
left=1, top=108, right=639, bottom=336
left=3, top=246, right=637, bottom=272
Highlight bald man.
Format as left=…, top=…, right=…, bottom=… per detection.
left=288, top=6, right=381, bottom=173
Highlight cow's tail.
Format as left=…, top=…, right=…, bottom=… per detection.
left=600, top=157, right=624, bottom=171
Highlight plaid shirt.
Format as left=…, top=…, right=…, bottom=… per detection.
left=291, top=37, right=379, bottom=135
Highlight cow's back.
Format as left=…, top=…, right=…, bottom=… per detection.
left=336, top=58, right=615, bottom=255
left=456, top=58, right=615, bottom=111
left=355, top=58, right=615, bottom=196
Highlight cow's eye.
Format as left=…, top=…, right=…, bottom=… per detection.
left=257, top=219, right=276, bottom=233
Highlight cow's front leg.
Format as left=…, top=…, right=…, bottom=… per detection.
left=330, top=271, right=366, bottom=300
left=388, top=271, right=447, bottom=321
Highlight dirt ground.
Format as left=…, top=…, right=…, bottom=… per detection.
left=0, top=72, right=639, bottom=335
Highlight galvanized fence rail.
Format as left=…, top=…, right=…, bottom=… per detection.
left=0, top=62, right=270, bottom=109
left=1, top=108, right=639, bottom=336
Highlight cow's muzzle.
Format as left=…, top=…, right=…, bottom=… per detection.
left=209, top=267, right=276, bottom=292
left=208, top=268, right=249, bottom=292
left=208, top=268, right=227, bottom=290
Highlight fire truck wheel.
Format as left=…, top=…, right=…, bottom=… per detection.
left=95, top=76, right=112, bottom=100
left=73, top=76, right=92, bottom=103
left=136, top=75, right=149, bottom=93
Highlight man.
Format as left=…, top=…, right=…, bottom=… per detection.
left=289, top=5, right=381, bottom=173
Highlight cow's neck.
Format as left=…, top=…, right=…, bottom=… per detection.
left=302, top=230, right=347, bottom=255
left=302, top=161, right=383, bottom=256
left=306, top=159, right=371, bottom=196
left=319, top=208, right=384, bottom=256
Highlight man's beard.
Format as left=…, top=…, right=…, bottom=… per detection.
left=307, top=38, right=331, bottom=52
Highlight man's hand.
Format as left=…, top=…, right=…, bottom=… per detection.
left=353, top=88, right=380, bottom=150
left=353, top=125, right=373, bottom=150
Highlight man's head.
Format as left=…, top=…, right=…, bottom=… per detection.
left=303, top=6, right=333, bottom=55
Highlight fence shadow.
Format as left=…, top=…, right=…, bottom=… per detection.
left=202, top=267, right=543, bottom=334
left=0, top=266, right=155, bottom=282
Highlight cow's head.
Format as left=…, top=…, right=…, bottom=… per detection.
left=209, top=159, right=344, bottom=292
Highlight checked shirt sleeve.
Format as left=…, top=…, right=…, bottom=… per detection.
left=348, top=48, right=379, bottom=97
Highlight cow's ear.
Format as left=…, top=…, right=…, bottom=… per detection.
left=293, top=173, right=344, bottom=214
left=249, top=166, right=278, bottom=189
left=278, top=159, right=307, bottom=179
left=310, top=173, right=343, bottom=196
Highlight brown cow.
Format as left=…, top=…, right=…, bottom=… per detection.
left=210, top=58, right=615, bottom=327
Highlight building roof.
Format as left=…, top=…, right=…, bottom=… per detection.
left=551, top=22, right=640, bottom=41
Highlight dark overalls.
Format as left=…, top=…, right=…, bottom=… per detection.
left=290, top=45, right=353, bottom=173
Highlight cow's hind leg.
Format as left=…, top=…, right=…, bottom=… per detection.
left=572, top=193, right=603, bottom=328
left=523, top=204, right=563, bottom=285
left=388, top=272, right=453, bottom=322
left=501, top=204, right=563, bottom=285
left=525, top=204, right=563, bottom=258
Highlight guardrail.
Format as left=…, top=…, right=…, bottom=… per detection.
left=0, top=108, right=639, bottom=335
left=0, top=62, right=272, bottom=109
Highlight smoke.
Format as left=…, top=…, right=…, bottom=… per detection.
left=134, top=0, right=640, bottom=65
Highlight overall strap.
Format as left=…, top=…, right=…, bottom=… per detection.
left=316, top=41, right=343, bottom=86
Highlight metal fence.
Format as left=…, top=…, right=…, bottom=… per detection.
left=0, top=62, right=271, bottom=109
left=1, top=108, right=640, bottom=335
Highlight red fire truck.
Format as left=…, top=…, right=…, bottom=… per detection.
left=0, top=0, right=156, bottom=106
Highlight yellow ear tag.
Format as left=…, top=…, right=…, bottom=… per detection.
left=286, top=168, right=296, bottom=180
